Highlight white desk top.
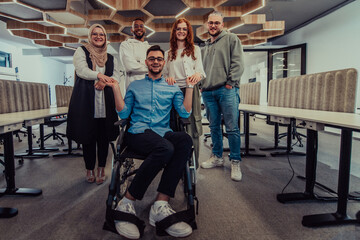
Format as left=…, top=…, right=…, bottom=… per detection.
left=239, top=104, right=360, bottom=131
left=0, top=118, right=24, bottom=134
left=0, top=107, right=68, bottom=121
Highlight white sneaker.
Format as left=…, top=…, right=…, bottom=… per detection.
left=114, top=200, right=140, bottom=239
left=231, top=160, right=242, bottom=181
left=201, top=154, right=224, bottom=169
left=149, top=201, right=192, bottom=238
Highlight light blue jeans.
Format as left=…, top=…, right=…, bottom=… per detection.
left=202, top=86, right=241, bottom=161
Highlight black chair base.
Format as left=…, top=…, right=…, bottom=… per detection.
left=0, top=207, right=18, bottom=218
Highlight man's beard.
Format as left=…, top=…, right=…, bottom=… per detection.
left=134, top=32, right=145, bottom=40
left=149, top=66, right=163, bottom=75
left=208, top=29, right=222, bottom=37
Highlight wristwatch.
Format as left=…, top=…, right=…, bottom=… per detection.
left=186, top=84, right=194, bottom=89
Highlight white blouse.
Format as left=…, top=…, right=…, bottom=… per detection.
left=73, top=47, right=121, bottom=118
left=163, top=45, right=206, bottom=88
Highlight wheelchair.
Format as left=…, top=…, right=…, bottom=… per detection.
left=103, top=117, right=199, bottom=238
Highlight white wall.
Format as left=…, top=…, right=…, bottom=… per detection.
left=0, top=40, right=67, bottom=106
left=272, top=0, right=360, bottom=109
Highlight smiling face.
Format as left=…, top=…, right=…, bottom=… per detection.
left=207, top=14, right=224, bottom=38
left=176, top=22, right=188, bottom=42
left=90, top=27, right=106, bottom=48
left=145, top=50, right=164, bottom=76
left=131, top=19, right=146, bottom=40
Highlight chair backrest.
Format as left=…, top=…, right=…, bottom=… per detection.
left=268, top=68, right=357, bottom=113
left=240, top=82, right=261, bottom=105
left=55, top=85, right=73, bottom=107
left=0, top=79, right=49, bottom=114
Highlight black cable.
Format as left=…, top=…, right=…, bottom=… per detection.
left=281, top=153, right=295, bottom=194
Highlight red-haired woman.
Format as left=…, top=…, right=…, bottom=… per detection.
left=163, top=18, right=206, bottom=168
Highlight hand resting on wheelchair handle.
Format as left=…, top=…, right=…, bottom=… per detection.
left=103, top=45, right=198, bottom=239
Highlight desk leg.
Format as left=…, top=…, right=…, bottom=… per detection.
left=302, top=129, right=356, bottom=227
left=271, top=121, right=305, bottom=157
left=0, top=132, right=42, bottom=198
left=0, top=132, right=18, bottom=218
left=240, top=112, right=255, bottom=152
left=260, top=123, right=287, bottom=151
left=15, top=126, right=49, bottom=158
left=241, top=112, right=266, bottom=157
left=53, top=138, right=82, bottom=158
left=32, top=124, right=59, bottom=152
left=277, top=129, right=318, bottom=203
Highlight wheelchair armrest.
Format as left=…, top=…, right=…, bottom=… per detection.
left=115, top=119, right=129, bottom=127
left=179, top=118, right=190, bottom=126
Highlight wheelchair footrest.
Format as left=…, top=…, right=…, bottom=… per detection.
left=103, top=208, right=146, bottom=238
left=155, top=207, right=197, bottom=236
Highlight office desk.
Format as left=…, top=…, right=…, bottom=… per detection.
left=238, top=105, right=302, bottom=157
left=0, top=118, right=41, bottom=218
left=292, top=109, right=360, bottom=227
left=0, top=107, right=68, bottom=158
left=238, top=104, right=360, bottom=227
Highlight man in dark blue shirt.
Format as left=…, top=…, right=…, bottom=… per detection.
left=107, top=45, right=194, bottom=239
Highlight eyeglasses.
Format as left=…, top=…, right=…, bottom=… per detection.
left=208, top=21, right=222, bottom=26
left=176, top=27, right=188, bottom=32
left=92, top=33, right=105, bottom=37
left=147, top=57, right=164, bottom=62
left=134, top=24, right=144, bottom=29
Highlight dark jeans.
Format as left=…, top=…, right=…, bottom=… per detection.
left=126, top=129, right=192, bottom=200
left=82, top=118, right=109, bottom=170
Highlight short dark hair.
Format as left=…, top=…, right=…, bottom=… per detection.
left=133, top=18, right=144, bottom=23
left=146, top=45, right=164, bottom=57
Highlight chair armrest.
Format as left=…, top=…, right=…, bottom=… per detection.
left=114, top=119, right=129, bottom=127
left=179, top=118, right=190, bottom=126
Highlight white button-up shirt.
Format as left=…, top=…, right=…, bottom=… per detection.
left=163, top=45, right=206, bottom=88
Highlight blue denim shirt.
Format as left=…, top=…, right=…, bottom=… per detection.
left=118, top=75, right=191, bottom=137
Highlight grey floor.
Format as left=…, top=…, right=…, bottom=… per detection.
left=1, top=117, right=360, bottom=240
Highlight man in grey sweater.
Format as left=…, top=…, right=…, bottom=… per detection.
left=200, top=11, right=244, bottom=181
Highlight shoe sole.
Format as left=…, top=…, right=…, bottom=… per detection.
left=115, top=223, right=140, bottom=239
left=231, top=176, right=242, bottom=181
left=201, top=163, right=224, bottom=169
left=149, top=217, right=192, bottom=238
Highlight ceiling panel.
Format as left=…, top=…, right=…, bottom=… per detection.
left=0, top=3, right=42, bottom=20
left=117, top=10, right=146, bottom=18
left=19, top=0, right=67, bottom=10
left=144, top=0, right=187, bottom=16
left=231, top=24, right=263, bottom=34
left=0, top=0, right=354, bottom=60
left=47, top=12, right=86, bottom=25
left=221, top=0, right=253, bottom=7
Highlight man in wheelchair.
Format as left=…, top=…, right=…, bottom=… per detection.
left=106, top=45, right=197, bottom=239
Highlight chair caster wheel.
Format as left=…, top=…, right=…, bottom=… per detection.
left=18, top=158, right=24, bottom=165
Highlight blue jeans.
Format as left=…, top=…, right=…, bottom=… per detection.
left=202, top=86, right=241, bottom=161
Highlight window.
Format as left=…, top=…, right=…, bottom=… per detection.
left=0, top=51, right=12, bottom=68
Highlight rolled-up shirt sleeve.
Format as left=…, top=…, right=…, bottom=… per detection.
left=173, top=90, right=191, bottom=118
left=73, top=47, right=99, bottom=80
left=117, top=89, right=134, bottom=119
left=111, top=57, right=121, bottom=83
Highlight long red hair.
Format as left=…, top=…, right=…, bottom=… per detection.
left=168, top=18, right=196, bottom=61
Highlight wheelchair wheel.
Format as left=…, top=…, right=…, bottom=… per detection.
left=117, top=160, right=130, bottom=199
left=114, top=157, right=134, bottom=204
